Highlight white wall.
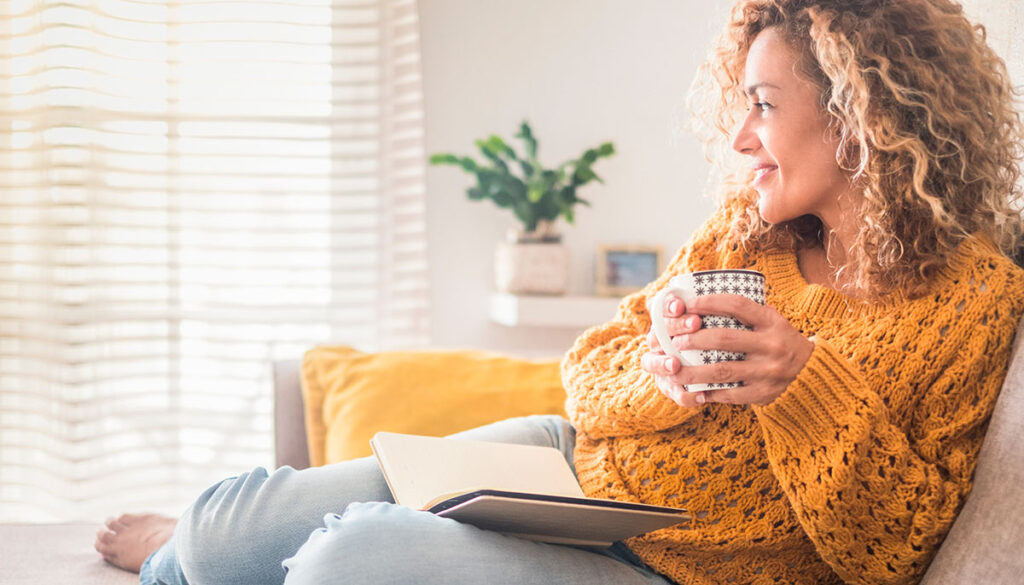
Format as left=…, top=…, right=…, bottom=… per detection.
left=419, top=1, right=727, bottom=356
left=418, top=0, right=1024, bottom=358
left=958, top=0, right=1024, bottom=83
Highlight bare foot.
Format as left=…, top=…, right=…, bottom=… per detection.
left=94, top=513, right=177, bottom=573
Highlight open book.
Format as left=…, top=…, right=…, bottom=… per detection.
left=370, top=432, right=690, bottom=547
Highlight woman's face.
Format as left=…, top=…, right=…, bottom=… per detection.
left=731, top=28, right=851, bottom=226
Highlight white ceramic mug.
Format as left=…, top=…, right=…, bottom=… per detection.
left=649, top=269, right=766, bottom=392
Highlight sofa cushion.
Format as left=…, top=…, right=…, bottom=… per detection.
left=2, top=523, right=138, bottom=585
left=300, top=346, right=566, bottom=465
left=920, top=317, right=1024, bottom=584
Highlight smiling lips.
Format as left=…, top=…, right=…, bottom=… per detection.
left=751, top=162, right=778, bottom=185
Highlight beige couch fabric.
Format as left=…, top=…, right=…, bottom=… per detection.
left=0, top=523, right=138, bottom=585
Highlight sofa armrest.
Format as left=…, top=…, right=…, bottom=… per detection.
left=920, top=315, right=1024, bottom=584
left=273, top=359, right=310, bottom=470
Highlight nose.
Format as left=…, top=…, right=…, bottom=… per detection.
left=731, top=111, right=759, bottom=155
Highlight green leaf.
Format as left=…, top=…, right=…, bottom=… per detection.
left=574, top=167, right=596, bottom=183
left=527, top=184, right=545, bottom=203
left=518, top=160, right=535, bottom=178
left=429, top=153, right=459, bottom=165
left=492, top=190, right=513, bottom=207
left=503, top=175, right=527, bottom=201
left=475, top=139, right=506, bottom=169
left=557, top=187, right=575, bottom=205
left=484, top=135, right=519, bottom=161
left=456, top=124, right=614, bottom=231
left=513, top=200, right=537, bottom=232
left=516, top=121, right=537, bottom=159
left=535, top=194, right=560, bottom=223
left=487, top=178, right=506, bottom=197
left=554, top=167, right=566, bottom=183
left=478, top=151, right=509, bottom=173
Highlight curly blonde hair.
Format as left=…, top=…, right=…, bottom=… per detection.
left=693, top=0, right=1024, bottom=297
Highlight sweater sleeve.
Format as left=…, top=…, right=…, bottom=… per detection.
left=751, top=295, right=1023, bottom=585
left=562, top=207, right=736, bottom=439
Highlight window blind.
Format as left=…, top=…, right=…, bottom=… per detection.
left=0, top=0, right=429, bottom=522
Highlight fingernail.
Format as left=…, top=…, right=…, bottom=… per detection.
left=687, top=316, right=701, bottom=329
left=668, top=299, right=681, bottom=314
left=696, top=392, right=706, bottom=405
left=664, top=357, right=675, bottom=372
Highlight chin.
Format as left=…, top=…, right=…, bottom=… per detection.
left=756, top=194, right=785, bottom=225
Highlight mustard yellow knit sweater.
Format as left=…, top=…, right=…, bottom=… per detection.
left=563, top=208, right=1024, bottom=585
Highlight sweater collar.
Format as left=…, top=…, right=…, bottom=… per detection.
left=760, top=248, right=908, bottom=319
left=760, top=235, right=998, bottom=319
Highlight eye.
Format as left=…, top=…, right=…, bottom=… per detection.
left=749, top=101, right=772, bottom=112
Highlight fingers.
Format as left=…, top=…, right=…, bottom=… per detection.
left=646, top=292, right=795, bottom=409
left=641, top=351, right=679, bottom=377
left=664, top=360, right=778, bottom=405
left=648, top=293, right=685, bottom=318
left=665, top=314, right=702, bottom=337
left=648, top=293, right=698, bottom=337
left=665, top=295, right=683, bottom=318
left=670, top=327, right=760, bottom=355
left=687, top=294, right=768, bottom=329
left=647, top=330, right=661, bottom=351
left=645, top=329, right=757, bottom=396
left=650, top=357, right=770, bottom=408
left=654, top=374, right=702, bottom=408
left=673, top=360, right=755, bottom=387
left=646, top=311, right=701, bottom=351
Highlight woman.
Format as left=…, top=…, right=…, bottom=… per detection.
left=96, top=0, right=1024, bottom=584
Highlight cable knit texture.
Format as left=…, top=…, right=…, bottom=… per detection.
left=562, top=207, right=1024, bottom=585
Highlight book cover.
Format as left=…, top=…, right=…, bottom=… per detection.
left=370, top=432, right=690, bottom=547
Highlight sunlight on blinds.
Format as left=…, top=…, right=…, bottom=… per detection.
left=0, top=0, right=429, bottom=522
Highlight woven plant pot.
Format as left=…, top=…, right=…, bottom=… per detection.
left=494, top=223, right=569, bottom=295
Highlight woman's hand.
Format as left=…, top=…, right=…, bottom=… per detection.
left=641, top=293, right=815, bottom=407
left=642, top=294, right=705, bottom=408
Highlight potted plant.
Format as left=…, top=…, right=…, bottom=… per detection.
left=430, top=121, right=615, bottom=294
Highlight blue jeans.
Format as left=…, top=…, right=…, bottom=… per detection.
left=141, top=415, right=673, bottom=585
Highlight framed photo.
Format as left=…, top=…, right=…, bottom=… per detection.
left=596, top=245, right=664, bottom=296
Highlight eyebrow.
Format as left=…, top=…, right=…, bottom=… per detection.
left=744, top=82, right=781, bottom=96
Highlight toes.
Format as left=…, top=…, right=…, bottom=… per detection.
left=95, top=531, right=115, bottom=559
left=95, top=528, right=116, bottom=549
left=105, top=517, right=127, bottom=532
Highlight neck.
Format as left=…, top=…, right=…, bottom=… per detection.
left=820, top=223, right=851, bottom=269
left=812, top=192, right=861, bottom=290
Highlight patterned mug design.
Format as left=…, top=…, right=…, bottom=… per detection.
left=649, top=269, right=766, bottom=392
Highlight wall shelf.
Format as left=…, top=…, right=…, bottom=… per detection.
left=488, top=293, right=622, bottom=328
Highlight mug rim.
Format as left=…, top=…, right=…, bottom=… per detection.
left=690, top=269, right=764, bottom=277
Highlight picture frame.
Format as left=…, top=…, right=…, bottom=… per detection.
left=596, top=245, right=664, bottom=297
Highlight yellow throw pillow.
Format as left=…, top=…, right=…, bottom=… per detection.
left=300, top=346, right=566, bottom=466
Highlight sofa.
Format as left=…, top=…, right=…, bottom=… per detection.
left=4, top=318, right=1023, bottom=584
left=275, top=320, right=1024, bottom=585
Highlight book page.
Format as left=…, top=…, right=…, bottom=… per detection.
left=370, top=432, right=585, bottom=510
